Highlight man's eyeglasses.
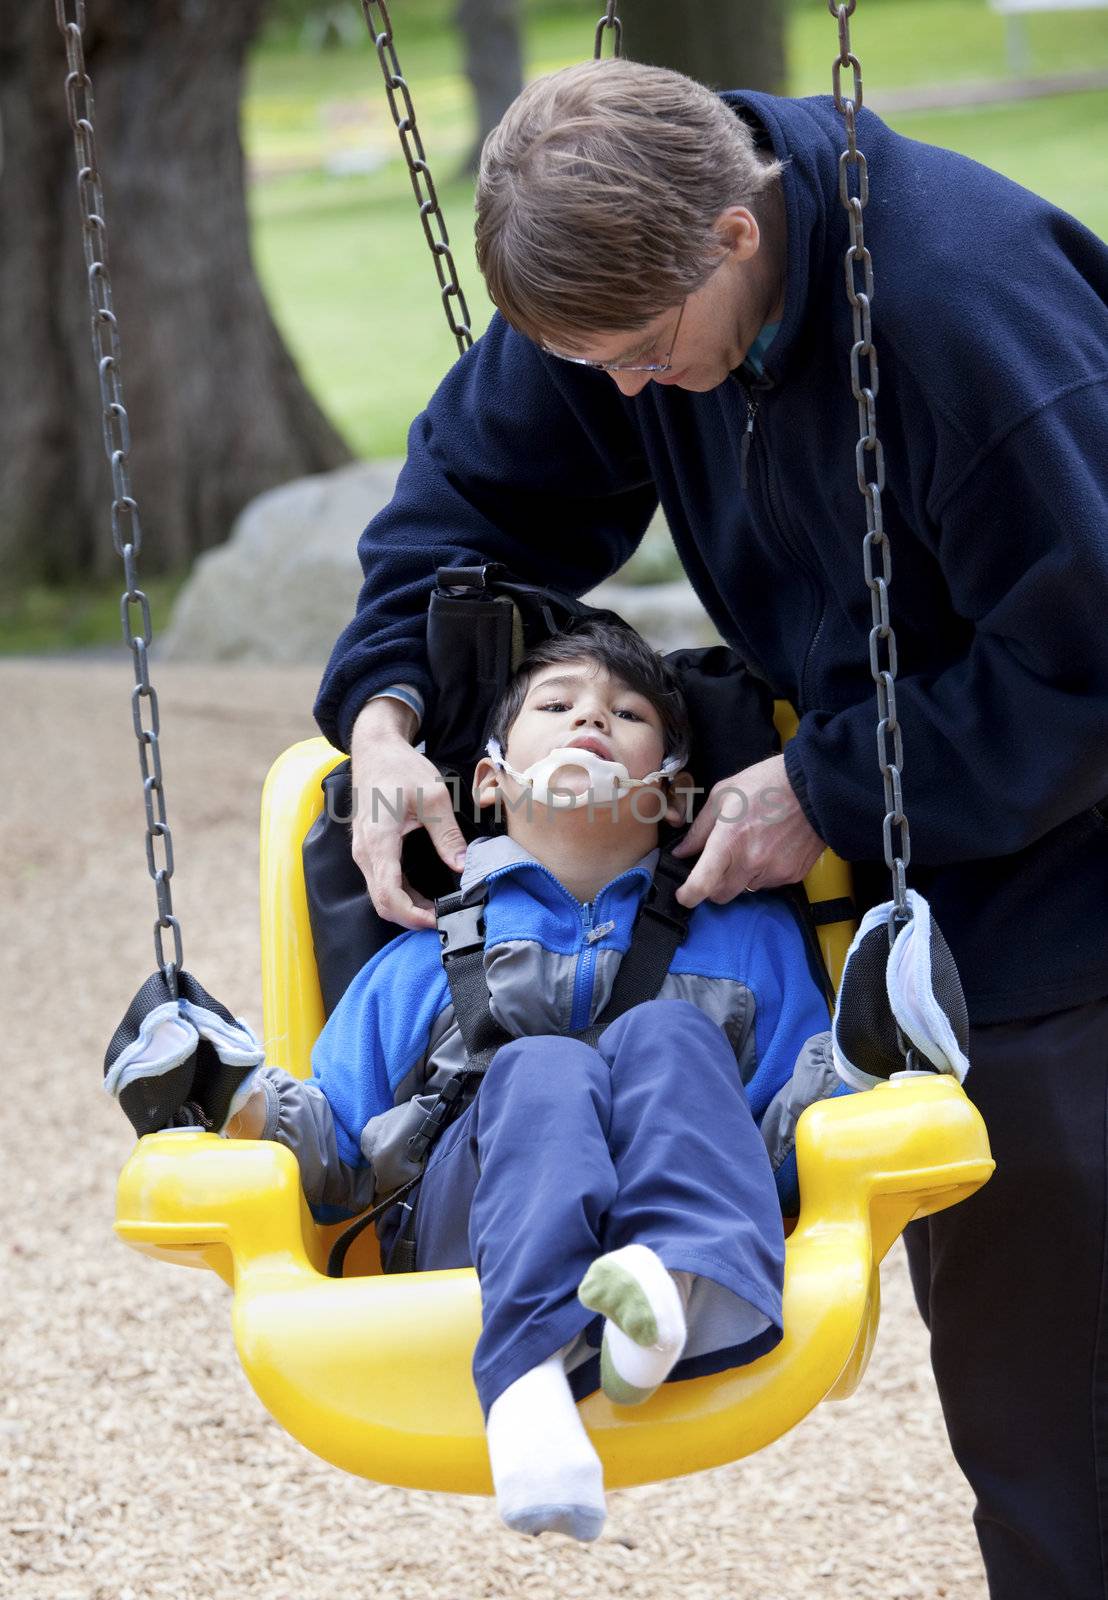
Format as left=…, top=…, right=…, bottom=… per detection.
left=541, top=298, right=687, bottom=374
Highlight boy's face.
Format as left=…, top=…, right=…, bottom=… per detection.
left=473, top=656, right=684, bottom=819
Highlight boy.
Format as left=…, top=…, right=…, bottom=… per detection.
left=228, top=620, right=841, bottom=1541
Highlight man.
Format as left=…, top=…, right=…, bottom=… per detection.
left=314, top=59, right=1108, bottom=1596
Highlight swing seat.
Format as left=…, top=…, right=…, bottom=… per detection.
left=114, top=736, right=994, bottom=1492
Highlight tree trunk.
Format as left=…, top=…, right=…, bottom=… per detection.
left=456, top=0, right=523, bottom=176
left=624, top=0, right=787, bottom=95
left=0, top=0, right=352, bottom=590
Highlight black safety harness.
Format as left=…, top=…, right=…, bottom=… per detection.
left=327, top=848, right=695, bottom=1276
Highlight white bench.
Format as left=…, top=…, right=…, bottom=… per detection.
left=990, top=0, right=1108, bottom=73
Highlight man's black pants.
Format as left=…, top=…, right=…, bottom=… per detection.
left=904, top=994, right=1108, bottom=1599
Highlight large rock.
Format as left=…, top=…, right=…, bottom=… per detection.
left=163, top=461, right=721, bottom=663
left=162, top=461, right=400, bottom=664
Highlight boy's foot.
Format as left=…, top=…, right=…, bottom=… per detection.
left=485, top=1353, right=606, bottom=1542
left=578, top=1244, right=690, bottom=1406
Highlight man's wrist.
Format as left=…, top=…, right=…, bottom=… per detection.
left=353, top=693, right=420, bottom=744
left=782, top=736, right=822, bottom=837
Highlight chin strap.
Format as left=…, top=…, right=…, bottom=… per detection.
left=485, top=737, right=687, bottom=792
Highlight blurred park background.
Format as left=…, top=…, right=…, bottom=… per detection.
left=3, top=0, right=1108, bottom=651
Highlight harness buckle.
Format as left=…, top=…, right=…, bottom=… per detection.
left=437, top=901, right=487, bottom=961
left=641, top=877, right=691, bottom=939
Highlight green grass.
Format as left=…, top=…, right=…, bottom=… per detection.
left=252, top=170, right=496, bottom=456
left=0, top=575, right=187, bottom=655
left=788, top=0, right=1108, bottom=93
left=248, top=1, right=1108, bottom=462
left=893, top=88, right=1108, bottom=233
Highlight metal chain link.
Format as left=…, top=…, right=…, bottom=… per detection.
left=829, top=1, right=924, bottom=1070
left=594, top=2, right=623, bottom=60
left=360, top=1, right=474, bottom=356
left=55, top=0, right=184, bottom=997
left=828, top=2, right=912, bottom=927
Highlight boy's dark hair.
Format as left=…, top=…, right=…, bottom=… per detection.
left=487, top=620, right=690, bottom=761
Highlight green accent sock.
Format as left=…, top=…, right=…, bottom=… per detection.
left=598, top=1342, right=659, bottom=1407
left=578, top=1248, right=686, bottom=1407
left=578, top=1256, right=659, bottom=1344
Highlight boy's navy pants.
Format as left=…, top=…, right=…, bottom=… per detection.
left=904, top=993, right=1108, bottom=1600
left=402, top=998, right=785, bottom=1416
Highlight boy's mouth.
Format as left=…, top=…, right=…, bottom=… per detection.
left=563, top=736, right=612, bottom=760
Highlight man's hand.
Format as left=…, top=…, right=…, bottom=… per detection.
left=349, top=698, right=469, bottom=931
left=670, top=753, right=825, bottom=908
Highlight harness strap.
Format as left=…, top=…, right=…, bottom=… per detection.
left=808, top=895, right=856, bottom=928
left=327, top=847, right=695, bottom=1277
left=434, top=886, right=512, bottom=1074
left=780, top=883, right=838, bottom=1010
left=576, top=848, right=694, bottom=1046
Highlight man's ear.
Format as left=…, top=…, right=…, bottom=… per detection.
left=664, top=769, right=695, bottom=827
left=713, top=204, right=760, bottom=263
left=472, top=755, right=500, bottom=812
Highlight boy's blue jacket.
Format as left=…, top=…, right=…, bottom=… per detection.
left=313, top=93, right=1108, bottom=1026
left=256, top=834, right=839, bottom=1219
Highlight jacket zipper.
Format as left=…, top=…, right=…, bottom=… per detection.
left=733, top=372, right=824, bottom=708
left=734, top=374, right=809, bottom=573
left=740, top=395, right=759, bottom=493
left=484, top=859, right=653, bottom=1034
left=570, top=901, right=596, bottom=1032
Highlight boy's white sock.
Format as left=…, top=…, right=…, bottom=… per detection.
left=485, top=1351, right=605, bottom=1541
left=578, top=1244, right=691, bottom=1405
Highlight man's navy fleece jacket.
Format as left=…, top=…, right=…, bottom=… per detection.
left=315, top=92, right=1108, bottom=1026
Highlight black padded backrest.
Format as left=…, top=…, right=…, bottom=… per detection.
left=303, top=769, right=463, bottom=1016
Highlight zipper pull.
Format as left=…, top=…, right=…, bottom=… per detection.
left=585, top=919, right=616, bottom=945
left=740, top=397, right=759, bottom=492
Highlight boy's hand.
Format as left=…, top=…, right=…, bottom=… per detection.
left=349, top=700, right=468, bottom=931
left=224, top=1085, right=267, bottom=1140
left=671, top=754, right=825, bottom=907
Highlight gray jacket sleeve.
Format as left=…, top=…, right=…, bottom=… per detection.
left=257, top=1065, right=377, bottom=1215
left=758, top=1031, right=841, bottom=1182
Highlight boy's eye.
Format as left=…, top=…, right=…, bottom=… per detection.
left=536, top=700, right=642, bottom=721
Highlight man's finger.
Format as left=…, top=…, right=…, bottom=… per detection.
left=403, top=876, right=437, bottom=916
left=675, top=826, right=743, bottom=908
left=362, top=840, right=436, bottom=931
left=670, top=807, right=712, bottom=859
left=418, top=786, right=469, bottom=872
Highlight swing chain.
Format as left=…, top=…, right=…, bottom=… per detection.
left=828, top=4, right=912, bottom=928
left=55, top=0, right=184, bottom=999
left=360, top=1, right=474, bottom=357
left=594, top=2, right=623, bottom=60
left=829, top=1, right=922, bottom=1070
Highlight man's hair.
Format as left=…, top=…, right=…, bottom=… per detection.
left=475, top=58, right=784, bottom=347
left=487, top=619, right=690, bottom=764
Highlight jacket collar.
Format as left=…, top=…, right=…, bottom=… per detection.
left=459, top=832, right=660, bottom=904
left=719, top=90, right=871, bottom=387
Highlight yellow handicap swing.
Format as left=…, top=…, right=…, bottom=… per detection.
left=59, top=0, right=993, bottom=1496
left=117, top=727, right=992, bottom=1493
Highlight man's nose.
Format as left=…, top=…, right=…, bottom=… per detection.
left=608, top=369, right=652, bottom=398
